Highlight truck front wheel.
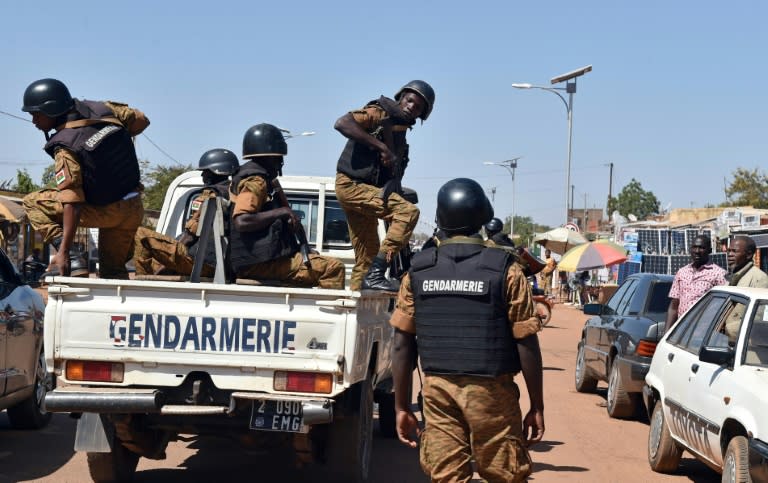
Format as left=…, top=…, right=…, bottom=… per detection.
left=87, top=435, right=140, bottom=483
left=324, top=377, right=374, bottom=482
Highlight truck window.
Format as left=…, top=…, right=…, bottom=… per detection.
left=288, top=196, right=351, bottom=249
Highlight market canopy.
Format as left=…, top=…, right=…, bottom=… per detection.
left=0, top=196, right=24, bottom=223
left=533, top=227, right=588, bottom=255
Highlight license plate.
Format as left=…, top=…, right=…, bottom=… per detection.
left=250, top=400, right=308, bottom=433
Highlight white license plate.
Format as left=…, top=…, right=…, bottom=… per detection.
left=250, top=400, right=308, bottom=433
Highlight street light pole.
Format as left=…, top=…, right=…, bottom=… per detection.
left=512, top=65, right=591, bottom=225
left=484, top=157, right=522, bottom=236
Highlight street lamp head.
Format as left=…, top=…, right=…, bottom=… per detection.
left=550, top=65, right=592, bottom=85
left=511, top=83, right=532, bottom=89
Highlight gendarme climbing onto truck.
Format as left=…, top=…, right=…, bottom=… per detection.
left=42, top=172, right=400, bottom=483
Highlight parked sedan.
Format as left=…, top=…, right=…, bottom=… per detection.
left=575, top=273, right=673, bottom=419
left=1, top=247, right=51, bottom=429
left=644, top=286, right=768, bottom=481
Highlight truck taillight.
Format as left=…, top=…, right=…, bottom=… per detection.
left=274, top=371, right=332, bottom=394
left=66, top=361, right=124, bottom=383
left=636, top=340, right=657, bottom=357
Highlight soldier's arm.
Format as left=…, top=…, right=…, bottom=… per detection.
left=389, top=274, right=420, bottom=447
left=105, top=101, right=150, bottom=136
left=334, top=108, right=393, bottom=163
left=231, top=177, right=293, bottom=233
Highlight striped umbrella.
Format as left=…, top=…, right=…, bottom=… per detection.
left=557, top=239, right=628, bottom=272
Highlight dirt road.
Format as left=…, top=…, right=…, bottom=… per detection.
left=1, top=303, right=719, bottom=482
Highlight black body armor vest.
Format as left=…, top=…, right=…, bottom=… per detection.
left=44, top=100, right=140, bottom=205
left=187, top=180, right=232, bottom=266
left=410, top=240, right=521, bottom=377
left=336, top=96, right=412, bottom=187
left=228, top=161, right=297, bottom=274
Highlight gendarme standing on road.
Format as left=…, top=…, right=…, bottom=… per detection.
left=390, top=178, right=545, bottom=482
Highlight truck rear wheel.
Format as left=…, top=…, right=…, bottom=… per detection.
left=324, top=377, right=374, bottom=482
left=377, top=392, right=397, bottom=438
left=87, top=435, right=140, bottom=483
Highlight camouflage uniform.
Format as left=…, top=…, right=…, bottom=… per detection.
left=233, top=176, right=345, bottom=289
left=133, top=190, right=216, bottom=277
left=335, top=105, right=419, bottom=290
left=22, top=101, right=147, bottom=279
left=390, top=256, right=541, bottom=482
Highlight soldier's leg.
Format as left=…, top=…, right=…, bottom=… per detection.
left=466, top=374, right=532, bottom=482
left=380, top=192, right=419, bottom=256
left=80, top=197, right=143, bottom=279
left=133, top=227, right=199, bottom=276
left=335, top=174, right=382, bottom=290
left=420, top=375, right=474, bottom=483
left=22, top=190, right=65, bottom=243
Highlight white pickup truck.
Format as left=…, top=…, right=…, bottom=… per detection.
left=42, top=173, right=399, bottom=483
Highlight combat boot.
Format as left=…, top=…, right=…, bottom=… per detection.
left=49, top=238, right=89, bottom=277
left=362, top=255, right=400, bottom=291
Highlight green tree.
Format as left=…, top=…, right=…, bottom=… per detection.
left=611, top=178, right=660, bottom=221
left=142, top=161, right=192, bottom=210
left=505, top=215, right=551, bottom=249
left=13, top=169, right=40, bottom=193
left=724, top=167, right=768, bottom=208
left=41, top=163, right=56, bottom=187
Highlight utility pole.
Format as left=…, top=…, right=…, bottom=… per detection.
left=607, top=162, right=614, bottom=203
left=489, top=186, right=497, bottom=203
left=583, top=193, right=588, bottom=232
left=570, top=185, right=575, bottom=223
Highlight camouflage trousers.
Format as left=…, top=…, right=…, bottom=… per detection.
left=23, top=189, right=143, bottom=279
left=133, top=227, right=214, bottom=277
left=420, top=373, right=532, bottom=483
left=237, top=252, right=345, bottom=289
left=335, top=173, right=419, bottom=290
left=540, top=272, right=553, bottom=296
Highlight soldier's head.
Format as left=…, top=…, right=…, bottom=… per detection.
left=242, top=123, right=287, bottom=178
left=435, top=178, right=493, bottom=237
left=484, top=218, right=504, bottom=238
left=198, top=148, right=239, bottom=185
left=395, top=80, right=435, bottom=121
left=22, top=78, right=74, bottom=132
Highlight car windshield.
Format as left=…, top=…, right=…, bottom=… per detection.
left=744, top=301, right=768, bottom=368
left=647, top=281, right=672, bottom=313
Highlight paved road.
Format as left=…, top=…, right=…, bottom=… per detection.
left=1, top=303, right=720, bottom=483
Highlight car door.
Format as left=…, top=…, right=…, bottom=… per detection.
left=659, top=293, right=728, bottom=459
left=598, top=279, right=638, bottom=368
left=688, top=295, right=750, bottom=467
left=0, top=252, right=40, bottom=395
left=586, top=279, right=633, bottom=375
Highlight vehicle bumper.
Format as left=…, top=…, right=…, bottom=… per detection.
left=615, top=356, right=651, bottom=393
left=44, top=388, right=334, bottom=425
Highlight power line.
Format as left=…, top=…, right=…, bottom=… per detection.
left=0, top=109, right=32, bottom=123
left=139, top=134, right=183, bottom=166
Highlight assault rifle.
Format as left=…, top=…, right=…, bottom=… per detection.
left=376, top=117, right=408, bottom=202
left=272, top=178, right=312, bottom=268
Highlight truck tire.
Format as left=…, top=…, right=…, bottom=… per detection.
left=7, top=349, right=53, bottom=429
left=377, top=392, right=397, bottom=438
left=325, top=377, right=374, bottom=482
left=87, top=435, right=140, bottom=483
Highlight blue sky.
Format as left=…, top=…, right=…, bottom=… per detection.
left=1, top=1, right=766, bottom=233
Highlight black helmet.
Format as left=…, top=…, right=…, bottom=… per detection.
left=435, top=178, right=493, bottom=234
left=484, top=217, right=504, bottom=236
left=395, top=80, right=435, bottom=121
left=22, top=78, right=74, bottom=117
left=242, top=123, right=287, bottom=159
left=198, top=148, right=239, bottom=175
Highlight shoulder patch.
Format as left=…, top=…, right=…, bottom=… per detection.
left=55, top=169, right=67, bottom=186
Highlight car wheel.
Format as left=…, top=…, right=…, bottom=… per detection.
left=722, top=435, right=750, bottom=483
left=606, top=361, right=638, bottom=419
left=536, top=301, right=552, bottom=326
left=376, top=391, right=397, bottom=439
left=648, top=400, right=681, bottom=473
left=87, top=437, right=140, bottom=483
left=324, top=376, right=374, bottom=482
left=575, top=341, right=598, bottom=393
left=7, top=349, right=54, bottom=429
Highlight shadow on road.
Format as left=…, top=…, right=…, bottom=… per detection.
left=0, top=412, right=76, bottom=482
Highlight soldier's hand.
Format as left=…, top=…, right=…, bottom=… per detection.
left=282, top=207, right=300, bottom=231
left=48, top=251, right=70, bottom=277
left=523, top=407, right=545, bottom=446
left=379, top=147, right=396, bottom=168
left=396, top=409, right=421, bottom=448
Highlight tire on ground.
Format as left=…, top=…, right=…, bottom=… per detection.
left=7, top=349, right=53, bottom=429
left=647, top=400, right=682, bottom=473
left=376, top=391, right=397, bottom=439
left=722, top=435, right=750, bottom=483
left=574, top=341, right=598, bottom=393
left=606, top=360, right=638, bottom=419
left=324, top=377, right=374, bottom=482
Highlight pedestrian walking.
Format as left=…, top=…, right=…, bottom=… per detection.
left=391, top=178, right=545, bottom=482
left=21, top=78, right=147, bottom=279
left=334, top=80, right=434, bottom=290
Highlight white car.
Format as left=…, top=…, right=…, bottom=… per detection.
left=644, top=286, right=768, bottom=482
